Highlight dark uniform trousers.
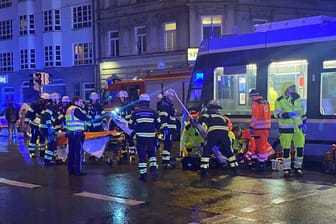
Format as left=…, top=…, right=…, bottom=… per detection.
left=67, top=131, right=85, bottom=174
left=136, top=136, right=158, bottom=175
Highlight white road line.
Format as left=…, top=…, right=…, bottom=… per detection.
left=240, top=204, right=264, bottom=213
left=200, top=214, right=237, bottom=224
left=0, top=178, right=41, bottom=188
left=74, top=191, right=145, bottom=206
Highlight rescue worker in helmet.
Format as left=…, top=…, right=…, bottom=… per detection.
left=274, top=82, right=307, bottom=178
left=50, top=92, right=61, bottom=107
left=248, top=89, right=274, bottom=172
left=109, top=90, right=136, bottom=162
left=25, top=93, right=50, bottom=158
left=59, top=96, right=71, bottom=130
left=129, top=93, right=160, bottom=182
left=198, top=99, right=239, bottom=177
left=158, top=89, right=177, bottom=169
left=180, top=107, right=204, bottom=158
left=156, top=93, right=164, bottom=111
left=86, top=92, right=106, bottom=132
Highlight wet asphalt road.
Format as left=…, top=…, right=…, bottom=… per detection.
left=1, top=132, right=336, bottom=224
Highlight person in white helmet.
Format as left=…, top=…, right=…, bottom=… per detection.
left=25, top=93, right=50, bottom=158
left=86, top=92, right=106, bottom=132
left=50, top=92, right=61, bottom=107
left=158, top=89, right=177, bottom=169
left=129, top=93, right=160, bottom=182
left=109, top=90, right=136, bottom=162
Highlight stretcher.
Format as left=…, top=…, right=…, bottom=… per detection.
left=56, top=130, right=123, bottom=165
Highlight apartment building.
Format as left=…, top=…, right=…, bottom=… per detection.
left=0, top=0, right=95, bottom=105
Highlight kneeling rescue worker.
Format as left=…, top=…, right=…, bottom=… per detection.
left=198, top=100, right=238, bottom=177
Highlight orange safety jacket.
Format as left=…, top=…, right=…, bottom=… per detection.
left=250, top=96, right=271, bottom=130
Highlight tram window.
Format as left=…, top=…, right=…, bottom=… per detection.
left=268, top=60, right=308, bottom=112
left=321, top=72, right=336, bottom=115
left=214, top=65, right=256, bottom=115
left=189, top=71, right=204, bottom=102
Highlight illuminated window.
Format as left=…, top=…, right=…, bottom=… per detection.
left=74, top=43, right=92, bottom=65
left=44, top=10, right=61, bottom=32
left=202, top=16, right=222, bottom=40
left=164, top=22, right=176, bottom=51
left=19, top=15, right=34, bottom=35
left=3, top=87, right=14, bottom=103
left=214, top=64, right=257, bottom=115
left=323, top=60, right=336, bottom=69
left=135, top=26, right=146, bottom=54
left=0, top=19, right=12, bottom=40
left=268, top=60, right=308, bottom=112
left=20, top=49, right=36, bottom=69
left=73, top=4, right=92, bottom=29
left=109, top=31, right=119, bottom=56
left=0, top=52, right=13, bottom=72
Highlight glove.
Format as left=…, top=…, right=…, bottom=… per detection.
left=288, top=112, right=298, bottom=118
left=301, top=124, right=307, bottom=134
left=249, top=127, right=254, bottom=135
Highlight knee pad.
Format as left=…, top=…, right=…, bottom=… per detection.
left=297, top=147, right=304, bottom=157
left=283, top=148, right=290, bottom=158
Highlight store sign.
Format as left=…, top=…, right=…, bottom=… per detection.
left=187, top=48, right=199, bottom=61
left=0, top=75, right=8, bottom=84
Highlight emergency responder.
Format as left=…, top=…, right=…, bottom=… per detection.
left=40, top=97, right=58, bottom=166
left=198, top=99, right=238, bottom=177
left=25, top=93, right=50, bottom=158
left=50, top=92, right=61, bottom=107
left=129, top=93, right=160, bottom=182
left=86, top=92, right=106, bottom=132
left=60, top=96, right=71, bottom=129
left=180, top=108, right=204, bottom=158
left=65, top=96, right=90, bottom=176
left=158, top=89, right=177, bottom=169
left=274, top=82, right=307, bottom=178
left=248, top=89, right=274, bottom=172
left=156, top=93, right=164, bottom=111
left=110, top=90, right=136, bottom=162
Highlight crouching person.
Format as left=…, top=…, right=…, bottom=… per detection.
left=129, top=94, right=160, bottom=182
left=198, top=100, right=239, bottom=178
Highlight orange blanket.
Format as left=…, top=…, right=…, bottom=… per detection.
left=56, top=130, right=120, bottom=146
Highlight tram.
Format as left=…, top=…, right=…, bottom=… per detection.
left=186, top=15, right=336, bottom=162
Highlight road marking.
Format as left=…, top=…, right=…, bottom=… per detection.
left=0, top=178, right=41, bottom=188
left=199, top=214, right=236, bottom=224
left=74, top=191, right=145, bottom=206
left=240, top=204, right=264, bottom=213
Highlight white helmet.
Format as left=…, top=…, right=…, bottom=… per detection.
left=165, top=89, right=175, bottom=97
left=117, top=90, right=128, bottom=98
left=40, top=93, right=50, bottom=100
left=139, top=93, right=150, bottom=102
left=50, top=92, right=60, bottom=100
left=89, top=92, right=99, bottom=100
left=61, top=96, right=70, bottom=102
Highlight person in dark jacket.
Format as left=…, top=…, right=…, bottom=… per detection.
left=3, top=102, right=19, bottom=142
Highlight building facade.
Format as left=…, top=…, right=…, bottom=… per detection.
left=95, top=0, right=336, bottom=88
left=0, top=0, right=96, bottom=106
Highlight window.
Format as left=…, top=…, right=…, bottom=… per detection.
left=202, top=16, right=222, bottom=40
left=0, top=52, right=13, bottom=72
left=268, top=60, right=308, bottom=112
left=109, top=31, right=119, bottom=56
left=135, top=26, right=146, bottom=54
left=73, top=4, right=92, bottom=29
left=320, top=60, right=336, bottom=115
left=164, top=22, right=176, bottom=51
left=19, top=15, right=35, bottom=35
left=0, top=19, right=12, bottom=40
left=44, top=10, right=61, bottom=32
left=0, top=0, right=11, bottom=9
left=83, top=83, right=95, bottom=100
left=214, top=64, right=257, bottom=115
left=20, top=49, right=36, bottom=69
left=74, top=42, right=92, bottom=65
left=3, top=87, right=14, bottom=103
left=44, top=45, right=62, bottom=67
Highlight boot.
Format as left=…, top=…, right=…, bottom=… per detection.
left=230, top=166, right=239, bottom=176
left=256, top=161, right=266, bottom=172
left=283, top=169, right=291, bottom=178
left=200, top=168, right=208, bottom=178
left=150, top=167, right=158, bottom=181
left=294, top=168, right=304, bottom=177
left=139, top=174, right=147, bottom=182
